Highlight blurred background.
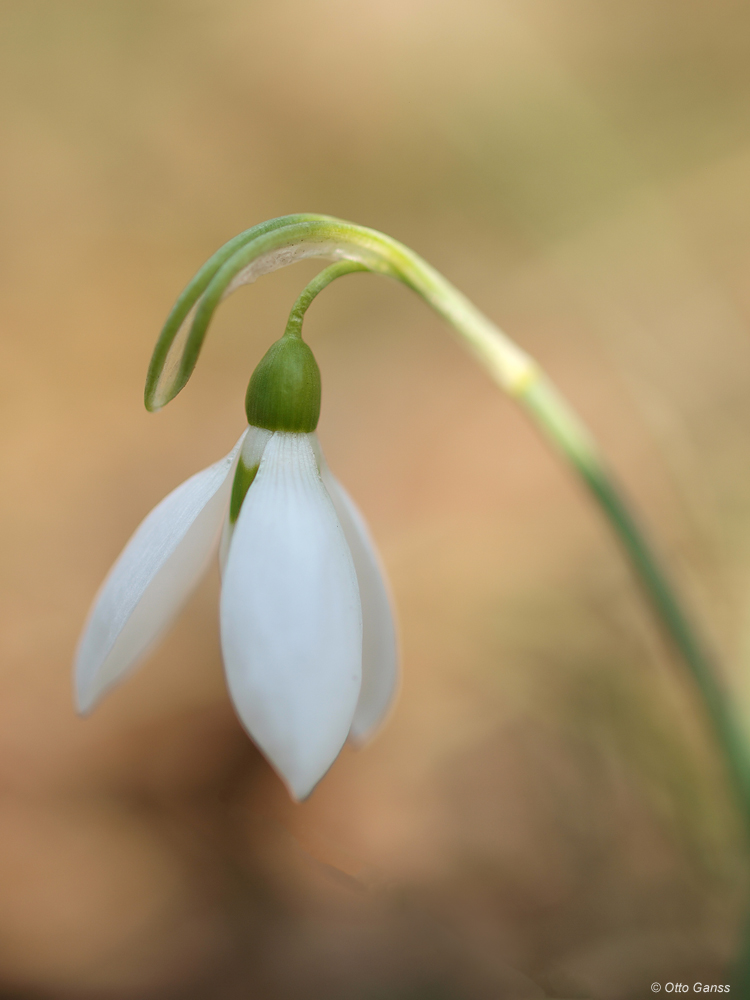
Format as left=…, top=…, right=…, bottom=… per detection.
left=1, top=1, right=750, bottom=997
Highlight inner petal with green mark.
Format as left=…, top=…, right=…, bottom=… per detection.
left=230, top=427, right=273, bottom=524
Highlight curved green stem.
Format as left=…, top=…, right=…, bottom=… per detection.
left=147, top=215, right=750, bottom=829
left=284, top=261, right=368, bottom=339
left=145, top=216, right=535, bottom=411
left=521, top=377, right=750, bottom=826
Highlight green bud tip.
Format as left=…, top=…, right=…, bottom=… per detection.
left=245, top=334, right=321, bottom=432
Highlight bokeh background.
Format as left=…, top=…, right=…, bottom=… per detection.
left=2, top=1, right=750, bottom=997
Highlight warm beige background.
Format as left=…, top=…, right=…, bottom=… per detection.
left=2, top=1, right=750, bottom=997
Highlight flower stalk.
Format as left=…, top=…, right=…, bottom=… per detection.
left=146, top=213, right=750, bottom=829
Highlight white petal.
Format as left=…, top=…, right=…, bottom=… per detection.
left=75, top=431, right=247, bottom=714
left=220, top=432, right=362, bottom=800
left=313, top=439, right=399, bottom=743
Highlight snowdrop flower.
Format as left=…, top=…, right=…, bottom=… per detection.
left=75, top=331, right=398, bottom=799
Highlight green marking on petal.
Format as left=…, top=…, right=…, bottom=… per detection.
left=229, top=458, right=259, bottom=524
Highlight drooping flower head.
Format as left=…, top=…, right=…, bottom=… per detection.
left=75, top=248, right=399, bottom=800
left=74, top=212, right=536, bottom=801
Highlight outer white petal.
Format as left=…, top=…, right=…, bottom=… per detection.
left=313, top=438, right=399, bottom=743
left=75, top=431, right=247, bottom=714
left=220, top=432, right=362, bottom=800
